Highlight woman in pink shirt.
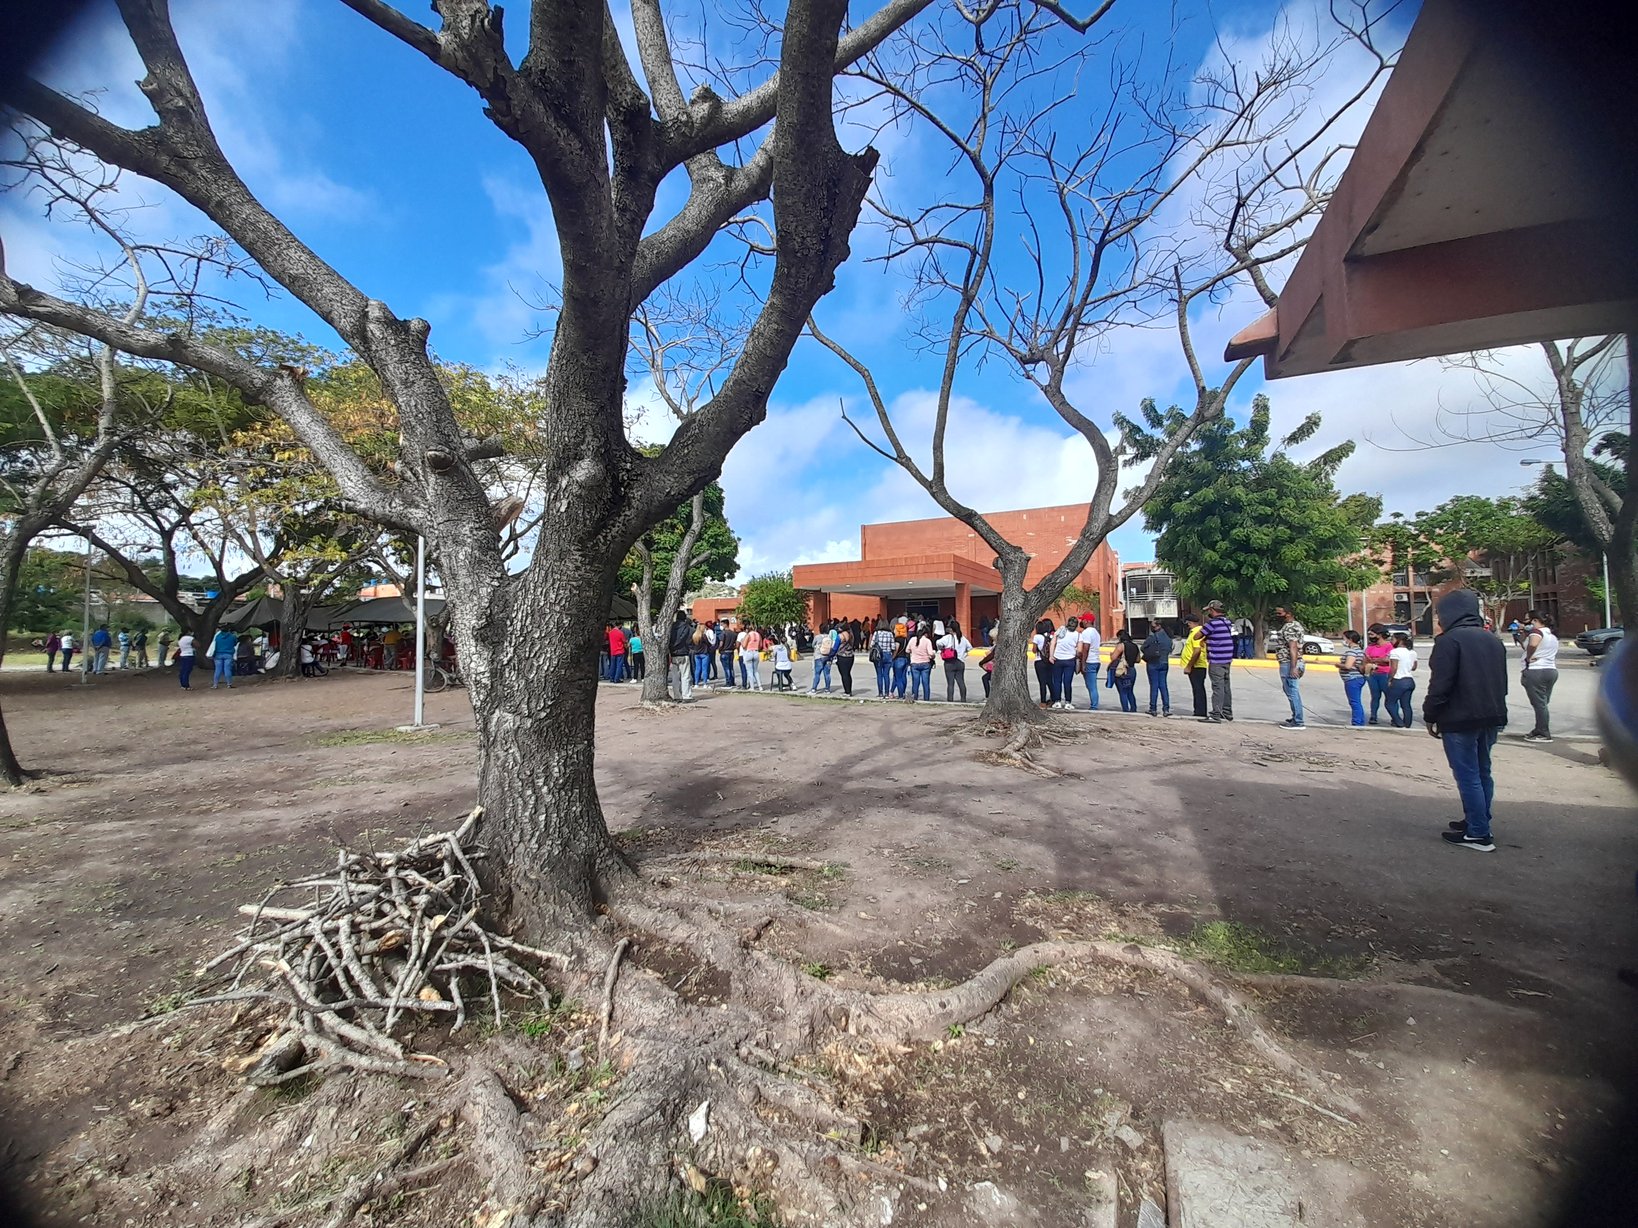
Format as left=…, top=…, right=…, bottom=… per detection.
left=1363, top=624, right=1393, bottom=725
left=907, top=622, right=938, bottom=702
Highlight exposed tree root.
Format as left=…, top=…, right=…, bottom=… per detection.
left=161, top=814, right=1365, bottom=1227
left=961, top=713, right=1086, bottom=777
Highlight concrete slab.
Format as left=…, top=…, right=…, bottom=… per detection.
left=1163, top=1120, right=1368, bottom=1228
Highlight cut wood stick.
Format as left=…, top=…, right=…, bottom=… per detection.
left=599, top=938, right=630, bottom=1054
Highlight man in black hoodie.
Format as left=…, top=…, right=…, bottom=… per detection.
left=1423, top=589, right=1508, bottom=851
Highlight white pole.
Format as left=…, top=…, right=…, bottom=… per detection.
left=413, top=535, right=426, bottom=727
left=1604, top=551, right=1613, bottom=628
left=80, top=537, right=94, bottom=682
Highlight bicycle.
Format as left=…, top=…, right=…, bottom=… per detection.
left=426, top=661, right=464, bottom=693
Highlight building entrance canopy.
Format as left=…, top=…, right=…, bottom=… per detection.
left=793, top=554, right=1002, bottom=630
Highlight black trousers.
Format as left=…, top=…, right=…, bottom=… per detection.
left=837, top=658, right=854, bottom=695
left=1034, top=659, right=1051, bottom=703
left=1188, top=667, right=1208, bottom=718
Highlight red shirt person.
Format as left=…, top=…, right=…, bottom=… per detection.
left=606, top=624, right=628, bottom=683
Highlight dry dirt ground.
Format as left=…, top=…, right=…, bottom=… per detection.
left=0, top=666, right=1634, bottom=1227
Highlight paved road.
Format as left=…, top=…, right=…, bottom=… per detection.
left=667, top=643, right=1604, bottom=739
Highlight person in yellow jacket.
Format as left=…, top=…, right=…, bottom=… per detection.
left=1179, top=614, right=1210, bottom=719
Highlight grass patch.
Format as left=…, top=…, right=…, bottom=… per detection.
left=636, top=1185, right=782, bottom=1228
left=1177, top=920, right=1370, bottom=978
left=799, top=962, right=832, bottom=981
left=1035, top=888, right=1101, bottom=905
left=786, top=890, right=834, bottom=911
left=514, top=997, right=579, bottom=1038
left=145, top=990, right=188, bottom=1015
left=309, top=728, right=473, bottom=748
left=995, top=856, right=1020, bottom=872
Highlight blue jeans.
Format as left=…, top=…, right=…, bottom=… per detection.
left=892, top=658, right=909, bottom=697
left=875, top=659, right=893, bottom=695
left=910, top=662, right=932, bottom=700
left=692, top=651, right=709, bottom=683
left=1386, top=678, right=1416, bottom=727
left=1279, top=662, right=1304, bottom=724
left=1146, top=662, right=1170, bottom=713
left=812, top=657, right=833, bottom=691
left=1115, top=676, right=1137, bottom=712
left=1343, top=674, right=1366, bottom=725
left=178, top=656, right=195, bottom=688
left=213, top=654, right=234, bottom=686
left=1082, top=662, right=1100, bottom=710
left=1367, top=672, right=1389, bottom=722
left=1051, top=660, right=1076, bottom=705
left=720, top=650, right=737, bottom=685
left=609, top=654, right=626, bottom=683
left=1442, top=727, right=1498, bottom=840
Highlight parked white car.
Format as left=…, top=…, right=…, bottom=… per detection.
left=1264, top=630, right=1338, bottom=656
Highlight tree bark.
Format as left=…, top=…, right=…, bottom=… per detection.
left=980, top=555, right=1048, bottom=724
left=0, top=531, right=36, bottom=785
left=457, top=553, right=631, bottom=932
left=637, top=492, right=706, bottom=705
left=277, top=587, right=312, bottom=679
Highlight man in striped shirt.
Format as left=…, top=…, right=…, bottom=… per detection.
left=1202, top=600, right=1236, bottom=723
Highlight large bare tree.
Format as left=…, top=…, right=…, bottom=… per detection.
left=1401, top=336, right=1635, bottom=622
left=0, top=0, right=937, bottom=931
left=811, top=1, right=1396, bottom=753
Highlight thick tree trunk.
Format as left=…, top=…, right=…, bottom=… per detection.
left=0, top=532, right=37, bottom=784
left=980, top=559, right=1047, bottom=725
left=452, top=546, right=630, bottom=933
left=277, top=589, right=311, bottom=679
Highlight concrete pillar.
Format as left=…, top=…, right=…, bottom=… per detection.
left=954, top=582, right=972, bottom=637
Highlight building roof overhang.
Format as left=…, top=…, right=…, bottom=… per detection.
left=793, top=553, right=1001, bottom=598
left=1226, top=0, right=1638, bottom=379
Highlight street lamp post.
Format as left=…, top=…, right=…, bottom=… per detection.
left=1520, top=458, right=1614, bottom=628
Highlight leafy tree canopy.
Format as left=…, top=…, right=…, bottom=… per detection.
left=1137, top=393, right=1379, bottom=630
left=734, top=571, right=807, bottom=631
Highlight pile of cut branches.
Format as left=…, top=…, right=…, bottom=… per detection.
left=191, top=806, right=564, bottom=1084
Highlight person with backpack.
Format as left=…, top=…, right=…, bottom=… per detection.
left=1105, top=628, right=1140, bottom=713
left=1141, top=622, right=1174, bottom=717
left=835, top=623, right=857, bottom=696
left=1050, top=616, right=1081, bottom=710
left=938, top=618, right=972, bottom=702
left=891, top=625, right=911, bottom=699
left=1030, top=618, right=1054, bottom=707
left=1179, top=615, right=1209, bottom=719
left=667, top=609, right=694, bottom=700
left=808, top=619, right=836, bottom=693
left=869, top=620, right=896, bottom=697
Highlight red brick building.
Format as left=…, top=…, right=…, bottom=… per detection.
left=693, top=504, right=1124, bottom=637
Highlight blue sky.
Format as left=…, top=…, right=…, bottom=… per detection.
left=11, top=0, right=1586, bottom=586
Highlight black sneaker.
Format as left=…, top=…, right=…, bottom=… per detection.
left=1524, top=732, right=1554, bottom=743
left=1278, top=719, right=1306, bottom=730
left=1447, top=820, right=1468, bottom=832
left=1441, top=830, right=1495, bottom=852
left=1221, top=714, right=1234, bottom=722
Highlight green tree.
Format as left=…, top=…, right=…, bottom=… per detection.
left=1141, top=394, right=1380, bottom=644
left=734, top=571, right=808, bottom=632
left=1410, top=495, right=1558, bottom=625
left=619, top=480, right=738, bottom=611
left=6, top=547, right=85, bottom=633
